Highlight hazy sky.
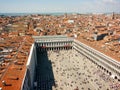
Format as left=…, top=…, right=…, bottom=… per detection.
left=0, top=0, right=120, bottom=13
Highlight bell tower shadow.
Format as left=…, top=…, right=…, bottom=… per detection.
left=35, top=47, right=55, bottom=90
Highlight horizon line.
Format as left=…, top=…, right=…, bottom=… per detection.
left=0, top=11, right=120, bottom=14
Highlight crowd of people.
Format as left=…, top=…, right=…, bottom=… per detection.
left=36, top=49, right=120, bottom=90
left=48, top=49, right=120, bottom=90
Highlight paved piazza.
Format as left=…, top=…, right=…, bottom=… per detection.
left=47, top=49, right=120, bottom=90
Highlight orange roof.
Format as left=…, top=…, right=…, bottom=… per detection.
left=0, top=64, right=27, bottom=90
left=0, top=36, right=33, bottom=90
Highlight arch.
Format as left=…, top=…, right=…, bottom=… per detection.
left=103, top=68, right=105, bottom=71
left=115, top=76, right=117, bottom=79
left=109, top=72, right=112, bottom=75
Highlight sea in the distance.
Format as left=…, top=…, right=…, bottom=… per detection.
left=0, top=12, right=73, bottom=16
left=0, top=12, right=117, bottom=17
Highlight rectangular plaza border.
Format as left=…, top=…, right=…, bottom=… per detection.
left=21, top=35, right=120, bottom=90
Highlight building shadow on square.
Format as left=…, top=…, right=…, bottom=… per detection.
left=35, top=47, right=55, bottom=90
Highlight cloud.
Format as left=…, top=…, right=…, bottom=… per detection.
left=102, top=0, right=118, bottom=4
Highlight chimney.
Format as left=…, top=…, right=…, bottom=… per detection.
left=2, top=80, right=6, bottom=86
